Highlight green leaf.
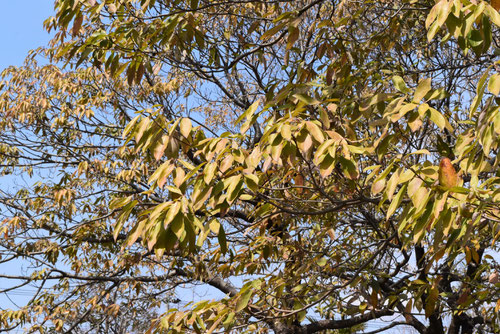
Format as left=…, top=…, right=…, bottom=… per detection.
left=170, top=214, right=185, bottom=241
left=293, top=93, right=318, bottom=105
left=226, top=175, right=244, bottom=203
left=338, top=156, right=359, bottom=180
left=244, top=174, right=260, bottom=192
left=425, top=286, right=439, bottom=318
left=316, top=257, right=327, bottom=267
left=218, top=225, right=227, bottom=254
left=235, top=288, right=253, bottom=312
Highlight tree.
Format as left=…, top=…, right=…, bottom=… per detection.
left=1, top=0, right=500, bottom=333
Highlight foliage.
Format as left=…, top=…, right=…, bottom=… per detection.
left=1, top=0, right=500, bottom=333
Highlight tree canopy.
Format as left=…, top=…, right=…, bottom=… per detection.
left=1, top=0, right=500, bottom=333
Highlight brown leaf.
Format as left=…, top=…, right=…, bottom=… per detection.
left=489, top=272, right=499, bottom=284
left=294, top=173, right=304, bottom=194
left=438, top=157, right=458, bottom=190
left=108, top=4, right=117, bottom=14
left=72, top=14, right=83, bottom=37
left=492, top=0, right=500, bottom=11
left=457, top=289, right=470, bottom=305
left=135, top=63, right=145, bottom=84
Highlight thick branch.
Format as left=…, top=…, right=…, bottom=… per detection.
left=301, top=309, right=394, bottom=334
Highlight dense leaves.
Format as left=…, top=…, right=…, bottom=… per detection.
left=1, top=0, right=500, bottom=333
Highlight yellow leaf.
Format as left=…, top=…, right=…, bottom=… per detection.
left=488, top=73, right=500, bottom=95
left=305, top=121, right=324, bottom=143
left=413, top=78, right=432, bottom=103
left=371, top=177, right=386, bottom=195
left=179, top=117, right=192, bottom=138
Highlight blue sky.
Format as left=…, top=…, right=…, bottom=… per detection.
left=0, top=1, right=55, bottom=319
left=0, top=1, right=55, bottom=70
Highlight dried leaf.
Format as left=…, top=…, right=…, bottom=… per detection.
left=438, top=157, right=458, bottom=190
left=72, top=14, right=83, bottom=37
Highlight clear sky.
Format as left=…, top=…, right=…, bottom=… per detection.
left=0, top=2, right=55, bottom=321
left=0, top=1, right=55, bottom=70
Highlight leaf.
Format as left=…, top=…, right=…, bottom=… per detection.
left=153, top=135, right=168, bottom=161
left=170, top=215, right=185, bottom=241
left=319, top=154, right=335, bottom=178
left=72, top=14, right=83, bottom=37
left=371, top=177, right=386, bottom=195
left=287, top=24, right=299, bottom=50
left=470, top=67, right=491, bottom=115
left=281, top=123, right=292, bottom=140
left=235, top=288, right=253, bottom=312
left=218, top=225, right=227, bottom=254
left=204, top=162, right=218, bottom=184
left=338, top=156, right=359, bottom=180
left=219, top=155, right=234, bottom=174
left=409, top=149, right=431, bottom=155
left=235, top=100, right=260, bottom=125
left=180, top=117, right=192, bottom=138
left=226, top=175, right=243, bottom=203
left=492, top=0, right=500, bottom=11
left=297, top=133, right=313, bottom=157
left=438, top=157, right=458, bottom=190
left=135, top=63, right=145, bottom=84
left=305, top=121, right=324, bottom=143
left=484, top=4, right=500, bottom=26
left=260, top=21, right=287, bottom=40
left=123, top=115, right=141, bottom=138
left=428, top=107, right=449, bottom=130
left=244, top=174, right=259, bottom=192
left=386, top=184, right=407, bottom=219
left=392, top=75, right=410, bottom=93
left=293, top=93, right=318, bottom=105
left=135, top=117, right=150, bottom=142
left=164, top=201, right=180, bottom=228
left=127, top=62, right=136, bottom=86
left=413, top=78, right=432, bottom=103
left=425, top=286, right=439, bottom=318
left=488, top=73, right=500, bottom=95
left=316, top=257, right=327, bottom=267
left=385, top=169, right=401, bottom=201
left=108, top=4, right=117, bottom=14
left=126, top=218, right=147, bottom=247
